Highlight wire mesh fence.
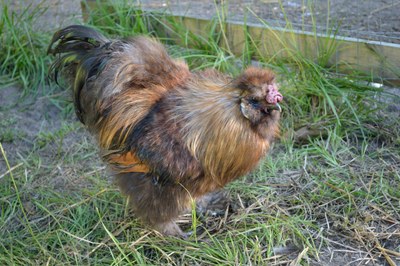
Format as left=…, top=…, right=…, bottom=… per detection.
left=3, top=0, right=400, bottom=83
left=6, top=0, right=398, bottom=43
left=138, top=0, right=400, bottom=44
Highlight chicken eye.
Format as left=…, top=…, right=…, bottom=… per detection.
left=249, top=98, right=260, bottom=108
left=249, top=98, right=257, bottom=104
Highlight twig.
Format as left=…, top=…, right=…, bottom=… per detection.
left=88, top=221, right=133, bottom=256
left=0, top=162, right=23, bottom=179
left=318, top=235, right=368, bottom=254
left=59, top=229, right=101, bottom=245
left=375, top=240, right=397, bottom=266
left=129, top=231, right=151, bottom=248
left=289, top=247, right=309, bottom=266
left=383, top=192, right=400, bottom=219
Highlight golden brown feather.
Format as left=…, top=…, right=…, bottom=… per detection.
left=48, top=25, right=283, bottom=236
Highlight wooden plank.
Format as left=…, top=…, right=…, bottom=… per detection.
left=81, top=1, right=400, bottom=85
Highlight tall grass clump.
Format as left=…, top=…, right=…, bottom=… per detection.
left=0, top=4, right=51, bottom=95
left=83, top=0, right=239, bottom=73
left=82, top=0, right=153, bottom=37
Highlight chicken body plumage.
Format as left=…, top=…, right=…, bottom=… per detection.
left=48, top=25, right=282, bottom=236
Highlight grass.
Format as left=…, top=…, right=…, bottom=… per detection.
left=0, top=3, right=52, bottom=96
left=1, top=0, right=399, bottom=265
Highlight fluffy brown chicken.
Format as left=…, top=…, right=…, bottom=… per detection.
left=48, top=25, right=283, bottom=236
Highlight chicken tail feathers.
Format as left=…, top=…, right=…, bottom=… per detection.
left=47, top=25, right=110, bottom=122
left=47, top=25, right=108, bottom=54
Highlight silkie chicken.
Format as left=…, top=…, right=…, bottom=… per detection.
left=48, top=25, right=283, bottom=236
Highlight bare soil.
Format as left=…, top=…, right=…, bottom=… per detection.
left=0, top=86, right=104, bottom=192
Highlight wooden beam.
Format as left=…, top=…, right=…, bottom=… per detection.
left=81, top=1, right=400, bottom=85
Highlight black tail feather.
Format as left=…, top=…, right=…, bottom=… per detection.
left=48, top=25, right=111, bottom=123
left=47, top=25, right=108, bottom=55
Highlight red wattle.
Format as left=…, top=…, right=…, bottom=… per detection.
left=266, top=84, right=283, bottom=104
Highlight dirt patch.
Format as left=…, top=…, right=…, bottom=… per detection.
left=4, top=0, right=82, bottom=32
left=0, top=85, right=104, bottom=191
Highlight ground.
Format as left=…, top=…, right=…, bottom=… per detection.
left=1, top=1, right=399, bottom=265
left=2, top=84, right=399, bottom=265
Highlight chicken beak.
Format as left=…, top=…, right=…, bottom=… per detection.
left=265, top=103, right=282, bottom=113
left=275, top=103, right=282, bottom=113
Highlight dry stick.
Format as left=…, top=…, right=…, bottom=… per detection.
left=378, top=247, right=400, bottom=257
left=88, top=222, right=134, bottom=256
left=375, top=240, right=397, bottom=266
left=83, top=166, right=107, bottom=177
left=289, top=247, right=309, bottom=266
left=353, top=227, right=372, bottom=256
left=318, top=234, right=368, bottom=254
left=383, top=192, right=400, bottom=219
left=324, top=181, right=357, bottom=207
left=368, top=203, right=398, bottom=224
left=129, top=231, right=152, bottom=248
left=60, top=229, right=101, bottom=245
left=217, top=204, right=230, bottom=231
left=0, top=162, right=23, bottom=179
